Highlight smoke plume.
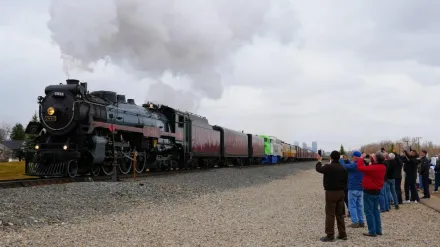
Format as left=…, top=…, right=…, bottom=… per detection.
left=47, top=0, right=298, bottom=111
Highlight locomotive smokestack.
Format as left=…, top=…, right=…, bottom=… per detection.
left=66, top=79, right=79, bottom=85
left=117, top=95, right=126, bottom=103
left=80, top=82, right=88, bottom=92
left=127, top=99, right=136, bottom=105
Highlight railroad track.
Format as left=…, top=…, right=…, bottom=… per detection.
left=0, top=161, right=314, bottom=189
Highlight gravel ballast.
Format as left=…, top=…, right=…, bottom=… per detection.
left=2, top=162, right=440, bottom=246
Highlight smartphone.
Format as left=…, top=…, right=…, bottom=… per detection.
left=318, top=150, right=322, bottom=156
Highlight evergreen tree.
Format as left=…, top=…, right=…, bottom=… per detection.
left=340, top=145, right=346, bottom=155
left=10, top=123, right=26, bottom=140
left=388, top=143, right=395, bottom=153
left=31, top=111, right=39, bottom=122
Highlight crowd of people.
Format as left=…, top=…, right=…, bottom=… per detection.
left=315, top=147, right=440, bottom=242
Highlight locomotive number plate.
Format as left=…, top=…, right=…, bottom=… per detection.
left=44, top=116, right=57, bottom=122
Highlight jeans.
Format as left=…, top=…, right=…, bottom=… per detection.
left=364, top=192, right=382, bottom=235
left=387, top=179, right=398, bottom=207
left=419, top=175, right=423, bottom=189
left=435, top=172, right=440, bottom=192
left=379, top=184, right=390, bottom=211
left=348, top=190, right=364, bottom=224
left=395, top=177, right=403, bottom=204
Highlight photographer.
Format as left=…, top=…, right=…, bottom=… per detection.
left=419, top=150, right=431, bottom=199
left=402, top=149, right=420, bottom=203
left=357, top=151, right=387, bottom=237
left=315, top=151, right=348, bottom=242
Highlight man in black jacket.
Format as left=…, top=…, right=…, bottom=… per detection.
left=316, top=150, right=348, bottom=242
left=435, top=155, right=440, bottom=193
left=392, top=152, right=404, bottom=204
left=419, top=150, right=431, bottom=199
left=403, top=150, right=420, bottom=203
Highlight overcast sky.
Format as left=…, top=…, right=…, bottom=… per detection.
left=1, top=0, right=439, bottom=151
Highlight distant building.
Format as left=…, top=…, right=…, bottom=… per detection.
left=1, top=140, right=25, bottom=161
left=312, top=141, right=318, bottom=152
left=302, top=142, right=307, bottom=149
left=0, top=143, right=12, bottom=162
left=294, top=141, right=299, bottom=146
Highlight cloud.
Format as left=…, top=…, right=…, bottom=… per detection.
left=46, top=0, right=299, bottom=111
left=1, top=0, right=440, bottom=151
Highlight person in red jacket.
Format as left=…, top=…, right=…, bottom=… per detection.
left=357, top=151, right=387, bottom=237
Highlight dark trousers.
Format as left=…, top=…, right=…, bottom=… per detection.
left=395, top=177, right=403, bottom=204
left=422, top=174, right=430, bottom=198
left=325, top=190, right=346, bottom=237
left=404, top=176, right=419, bottom=202
left=344, top=187, right=348, bottom=214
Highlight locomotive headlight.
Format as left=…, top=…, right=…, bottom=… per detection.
left=63, top=145, right=68, bottom=150
left=47, top=107, right=55, bottom=116
left=35, top=145, right=39, bottom=150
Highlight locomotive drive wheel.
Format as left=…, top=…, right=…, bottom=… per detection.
left=91, top=164, right=101, bottom=177
left=119, top=157, right=132, bottom=175
left=135, top=152, right=146, bottom=174
left=66, top=160, right=78, bottom=178
left=101, top=161, right=114, bottom=176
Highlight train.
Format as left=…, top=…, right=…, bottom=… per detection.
left=23, top=79, right=317, bottom=178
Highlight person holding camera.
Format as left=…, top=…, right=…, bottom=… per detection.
left=316, top=151, right=348, bottom=242
left=357, top=151, right=387, bottom=237
left=419, top=150, right=431, bottom=199
left=402, top=149, right=420, bottom=203
left=434, top=155, right=440, bottom=193
left=339, top=151, right=365, bottom=228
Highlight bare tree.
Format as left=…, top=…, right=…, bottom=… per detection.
left=361, top=136, right=440, bottom=157
left=0, top=123, right=11, bottom=142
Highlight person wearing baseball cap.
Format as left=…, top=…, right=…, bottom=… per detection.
left=339, top=151, right=365, bottom=228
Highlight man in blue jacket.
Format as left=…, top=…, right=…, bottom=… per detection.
left=340, top=151, right=365, bottom=228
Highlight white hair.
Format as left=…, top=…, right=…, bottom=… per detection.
left=389, top=153, right=395, bottom=160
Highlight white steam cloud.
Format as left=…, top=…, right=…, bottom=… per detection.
left=47, top=0, right=298, bottom=111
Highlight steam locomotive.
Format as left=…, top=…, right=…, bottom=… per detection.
left=24, top=79, right=317, bottom=178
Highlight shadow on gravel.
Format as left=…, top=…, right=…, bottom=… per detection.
left=0, top=162, right=315, bottom=230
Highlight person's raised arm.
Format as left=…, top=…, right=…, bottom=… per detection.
left=357, top=157, right=372, bottom=174
left=316, top=155, right=329, bottom=174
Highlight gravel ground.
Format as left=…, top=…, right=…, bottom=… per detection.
left=0, top=162, right=313, bottom=229
left=2, top=162, right=440, bottom=246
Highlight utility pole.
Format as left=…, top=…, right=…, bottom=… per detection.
left=396, top=142, right=402, bottom=154
left=414, top=137, right=422, bottom=152
left=402, top=138, right=410, bottom=150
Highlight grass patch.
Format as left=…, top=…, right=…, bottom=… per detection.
left=0, top=161, right=37, bottom=180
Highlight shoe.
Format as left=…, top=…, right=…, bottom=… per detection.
left=403, top=200, right=410, bottom=204
left=320, top=236, right=335, bottom=242
left=395, top=205, right=399, bottom=210
left=363, top=233, right=377, bottom=237
left=434, top=191, right=438, bottom=193
left=376, top=232, right=383, bottom=236
left=359, top=223, right=365, bottom=227
left=337, top=235, right=347, bottom=240
left=349, top=223, right=360, bottom=228
left=421, top=196, right=430, bottom=199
